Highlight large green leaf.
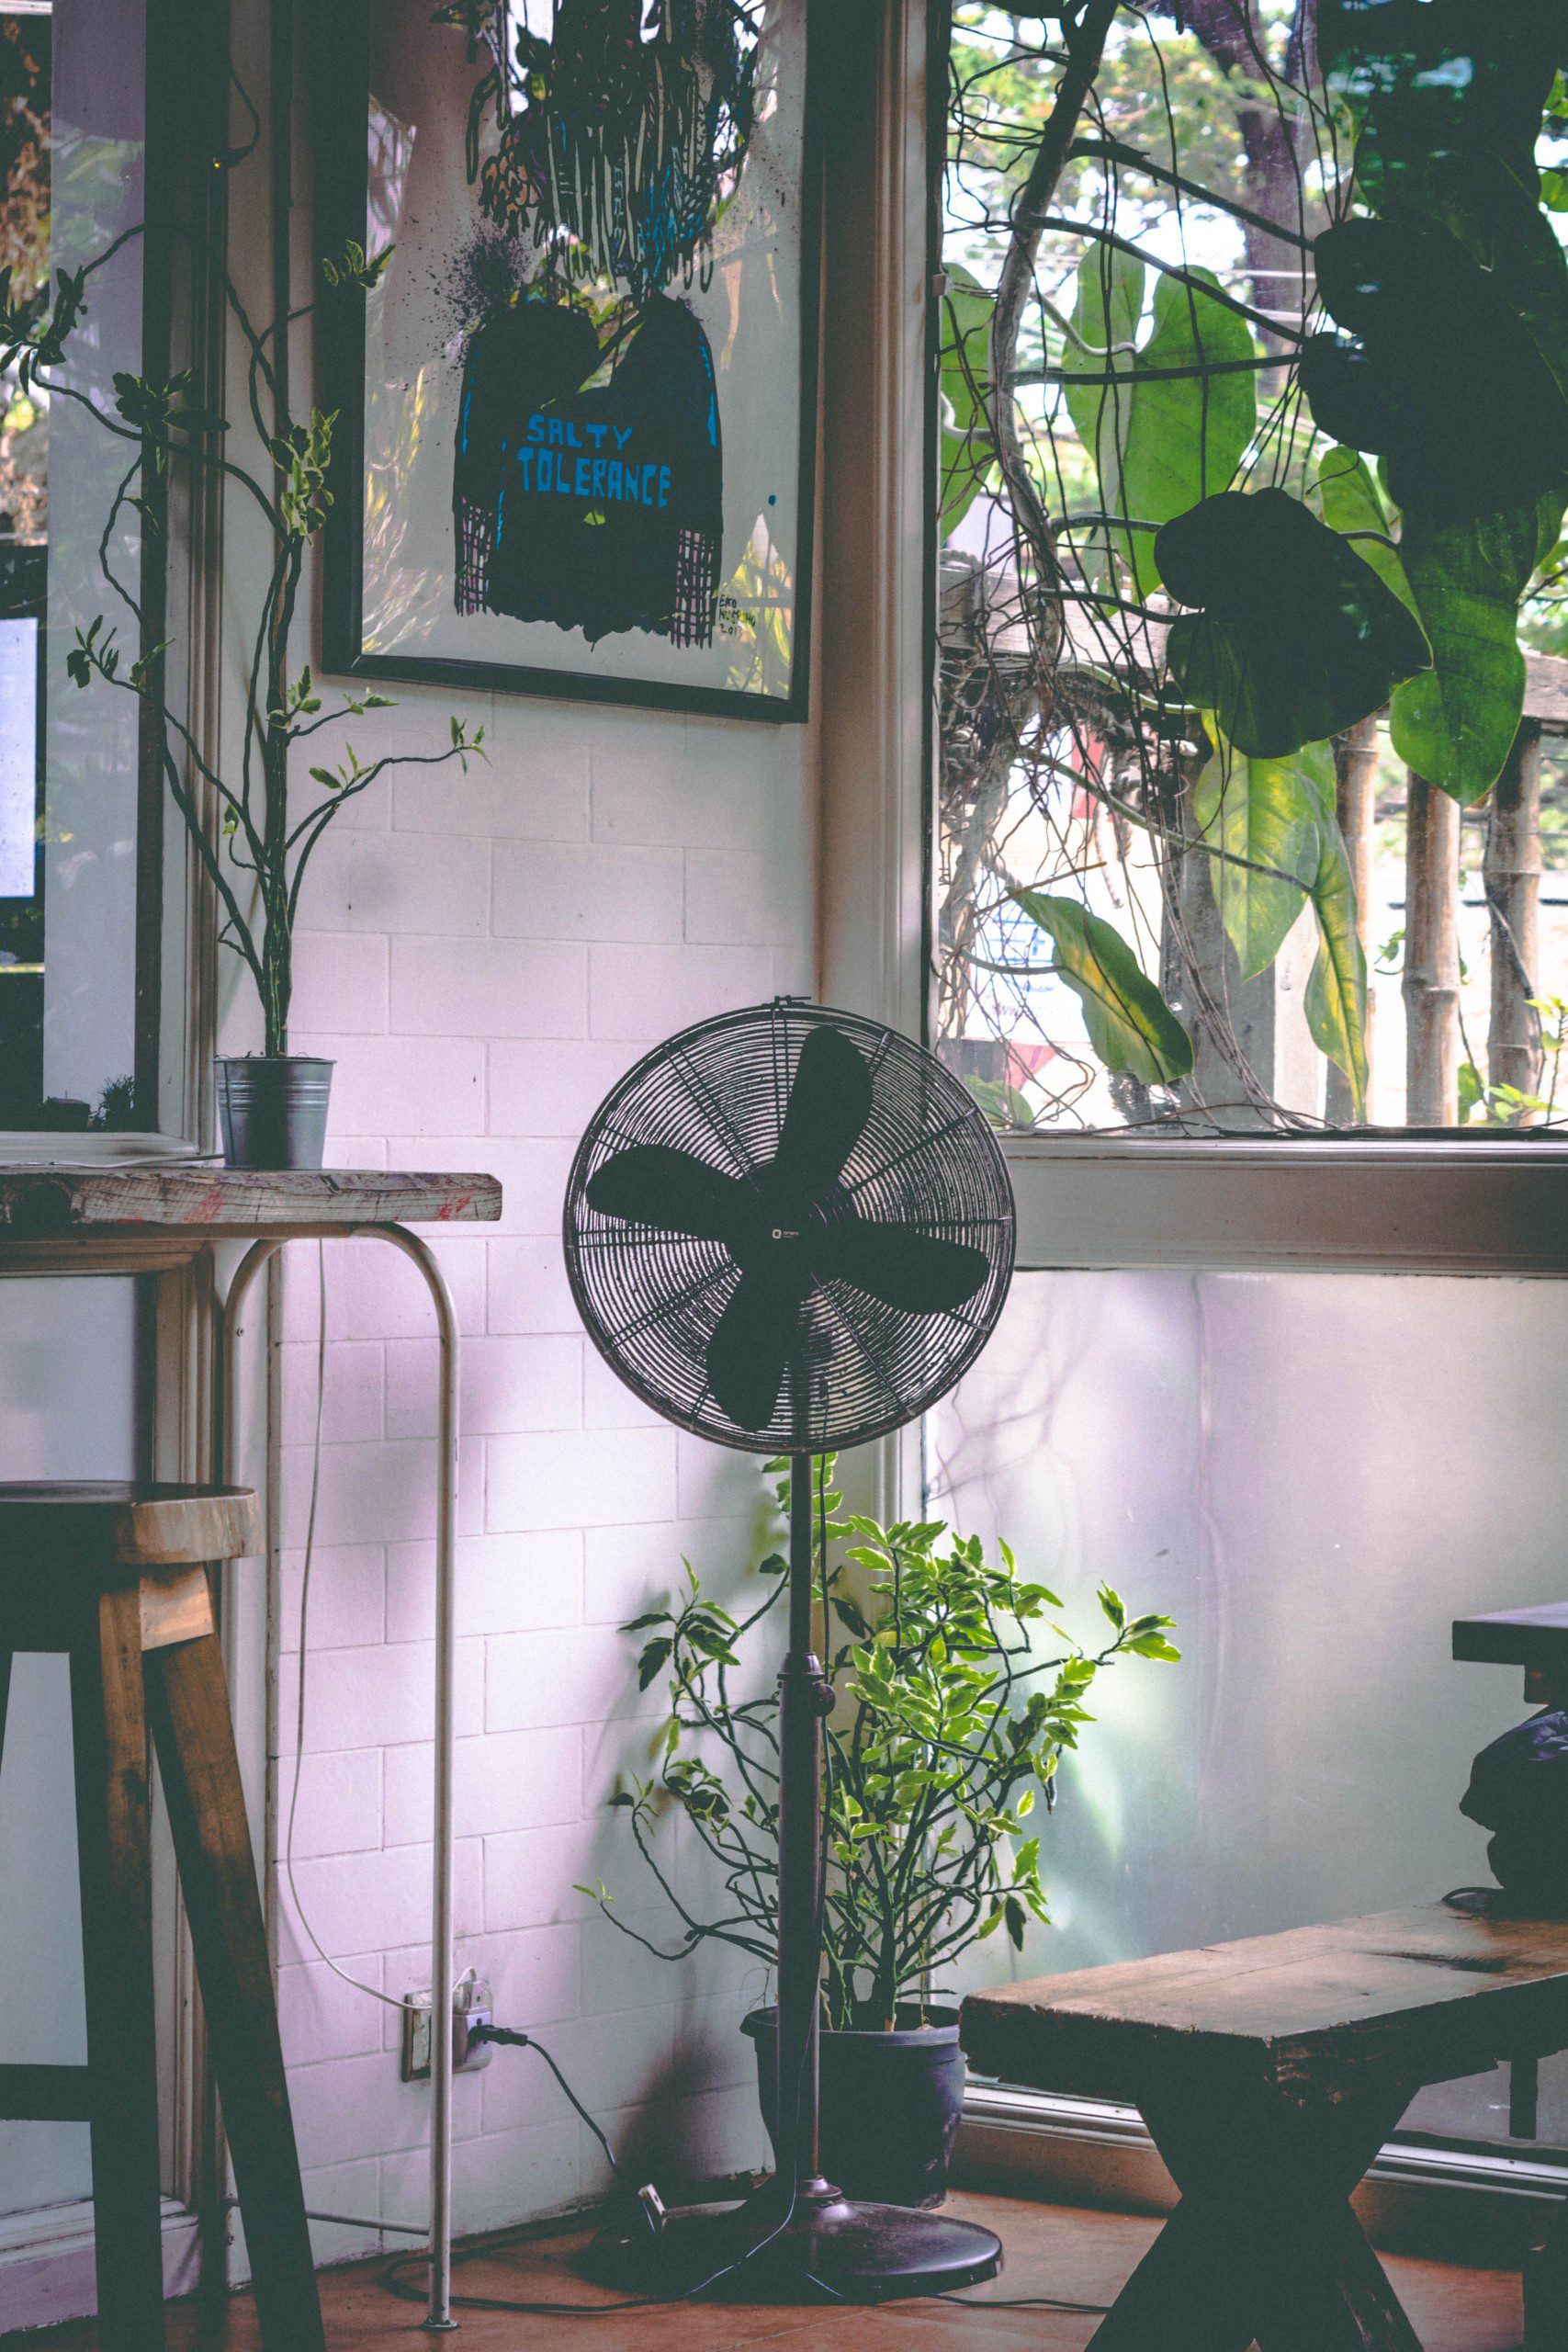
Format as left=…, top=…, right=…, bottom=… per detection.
left=1315, top=446, right=1418, bottom=614
left=1301, top=217, right=1568, bottom=526
left=1010, top=891, right=1193, bottom=1084
left=1303, top=811, right=1370, bottom=1117
left=1063, top=249, right=1256, bottom=600
left=1387, top=500, right=1544, bottom=802
left=938, top=265, right=996, bottom=539
left=1193, top=734, right=1330, bottom=981
left=1158, top=490, right=1429, bottom=759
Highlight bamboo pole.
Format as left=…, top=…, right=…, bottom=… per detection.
left=1484, top=721, right=1543, bottom=1114
left=1403, top=772, right=1461, bottom=1125
left=1326, top=715, right=1379, bottom=1126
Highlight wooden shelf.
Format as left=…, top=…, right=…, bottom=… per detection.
left=0, top=1164, right=502, bottom=1239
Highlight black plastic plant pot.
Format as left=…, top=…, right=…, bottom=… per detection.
left=216, top=1055, right=333, bottom=1170
left=743, top=2006, right=969, bottom=2209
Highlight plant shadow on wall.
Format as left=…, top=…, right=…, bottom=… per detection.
left=584, top=1456, right=1178, bottom=2203
left=0, top=100, right=484, bottom=1159
left=937, top=0, right=1568, bottom=1134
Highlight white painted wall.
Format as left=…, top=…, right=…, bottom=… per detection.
left=274, top=690, right=815, bottom=2256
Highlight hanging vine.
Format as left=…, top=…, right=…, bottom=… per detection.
left=937, top=1, right=1568, bottom=1134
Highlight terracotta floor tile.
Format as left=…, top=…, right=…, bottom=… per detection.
left=4, top=2190, right=1527, bottom=2351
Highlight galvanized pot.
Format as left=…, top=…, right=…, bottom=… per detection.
left=216, top=1056, right=334, bottom=1170
left=742, top=2005, right=969, bottom=2209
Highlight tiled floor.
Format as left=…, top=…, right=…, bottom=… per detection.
left=10, top=2192, right=1528, bottom=2349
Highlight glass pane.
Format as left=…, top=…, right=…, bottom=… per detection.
left=937, top=9, right=1568, bottom=1136
left=0, top=0, right=146, bottom=1132
left=931, top=1269, right=1568, bottom=2149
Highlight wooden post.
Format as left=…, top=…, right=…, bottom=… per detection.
left=1404, top=773, right=1461, bottom=1125
left=1326, top=715, right=1379, bottom=1126
left=1485, top=721, right=1543, bottom=1114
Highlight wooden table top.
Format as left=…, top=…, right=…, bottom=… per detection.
left=1454, top=1602, right=1568, bottom=1674
left=0, top=1164, right=502, bottom=1242
left=961, top=1903, right=1568, bottom=2103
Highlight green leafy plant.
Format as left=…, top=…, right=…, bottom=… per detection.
left=28, top=162, right=482, bottom=1057
left=936, top=6, right=1568, bottom=1132
left=585, top=1459, right=1178, bottom=2031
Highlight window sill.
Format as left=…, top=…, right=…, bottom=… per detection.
left=0, top=1132, right=201, bottom=1167
left=1002, top=1134, right=1568, bottom=1277
left=958, top=2081, right=1568, bottom=2236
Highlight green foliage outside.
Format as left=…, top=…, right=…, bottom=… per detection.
left=937, top=6, right=1568, bottom=1129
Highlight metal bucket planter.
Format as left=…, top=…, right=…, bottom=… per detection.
left=216, top=1056, right=334, bottom=1170
left=742, top=2005, right=969, bottom=2209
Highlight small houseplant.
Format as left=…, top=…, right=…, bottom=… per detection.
left=2, top=213, right=482, bottom=1166
left=588, top=1459, right=1179, bottom=2205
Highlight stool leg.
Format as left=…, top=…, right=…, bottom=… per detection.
left=145, top=1630, right=325, bottom=2352
left=71, top=1586, right=167, bottom=2352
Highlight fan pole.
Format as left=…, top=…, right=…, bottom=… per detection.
left=773, top=1451, right=832, bottom=2200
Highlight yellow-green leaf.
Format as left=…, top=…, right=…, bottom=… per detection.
left=1010, top=891, right=1193, bottom=1084
left=1304, top=811, right=1370, bottom=1116
left=1192, top=731, right=1328, bottom=980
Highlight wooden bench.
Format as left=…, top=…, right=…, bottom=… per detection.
left=962, top=1902, right=1568, bottom=2350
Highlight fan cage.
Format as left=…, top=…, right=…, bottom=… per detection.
left=563, top=1000, right=1016, bottom=1454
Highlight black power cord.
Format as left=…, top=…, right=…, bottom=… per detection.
left=378, top=2011, right=1108, bottom=2318
left=378, top=1483, right=1111, bottom=2325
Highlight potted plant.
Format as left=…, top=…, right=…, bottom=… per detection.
left=2, top=222, right=482, bottom=1168
left=586, top=1459, right=1179, bottom=2208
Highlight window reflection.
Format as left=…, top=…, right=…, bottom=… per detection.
left=0, top=0, right=144, bottom=1133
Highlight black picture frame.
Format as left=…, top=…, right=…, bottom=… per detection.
left=313, top=0, right=820, bottom=725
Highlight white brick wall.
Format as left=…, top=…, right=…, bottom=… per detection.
left=278, top=691, right=811, bottom=2252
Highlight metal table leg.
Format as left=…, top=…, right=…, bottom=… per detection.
left=220, top=1224, right=461, bottom=2332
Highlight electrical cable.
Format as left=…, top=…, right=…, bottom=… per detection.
left=468, top=2027, right=626, bottom=2184
left=281, top=1348, right=1101, bottom=2319
left=373, top=1473, right=1106, bottom=2324
left=282, top=1241, right=413, bottom=2018
left=378, top=1456, right=831, bottom=2319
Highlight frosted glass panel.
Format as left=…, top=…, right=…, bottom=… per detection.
left=931, top=1270, right=1568, bottom=2148
left=0, top=618, right=36, bottom=898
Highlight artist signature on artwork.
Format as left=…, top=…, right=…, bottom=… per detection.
left=716, top=592, right=759, bottom=640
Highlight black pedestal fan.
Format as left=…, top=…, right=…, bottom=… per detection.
left=562, top=998, right=1015, bottom=2302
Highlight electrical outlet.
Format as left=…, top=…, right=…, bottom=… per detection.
left=400, top=1969, right=493, bottom=2081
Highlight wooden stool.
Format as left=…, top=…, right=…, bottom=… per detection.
left=0, top=1483, right=326, bottom=2351
left=964, top=1902, right=1568, bottom=2351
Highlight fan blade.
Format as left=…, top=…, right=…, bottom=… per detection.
left=586, top=1146, right=741, bottom=1241
left=816, top=1222, right=990, bottom=1313
left=706, top=1267, right=808, bottom=1430
left=774, top=1023, right=874, bottom=1197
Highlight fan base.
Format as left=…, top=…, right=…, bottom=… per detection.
left=584, top=2185, right=1003, bottom=2303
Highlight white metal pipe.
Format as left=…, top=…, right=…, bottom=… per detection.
left=218, top=1224, right=462, bottom=2332
left=372, top=1226, right=461, bottom=2334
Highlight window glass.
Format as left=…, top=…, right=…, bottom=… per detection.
left=937, top=8, right=1568, bottom=1135
left=933, top=1268, right=1568, bottom=2149
left=0, top=0, right=146, bottom=1132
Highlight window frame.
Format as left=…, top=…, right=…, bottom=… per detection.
left=0, top=0, right=223, bottom=1157
left=904, top=1, right=1568, bottom=1285
left=809, top=0, right=1568, bottom=2206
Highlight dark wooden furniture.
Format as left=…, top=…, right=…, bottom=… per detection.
left=0, top=1159, right=502, bottom=1259
left=1454, top=1600, right=1568, bottom=2348
left=962, top=1903, right=1568, bottom=2350
left=0, top=1482, right=325, bottom=2352
left=0, top=1160, right=502, bottom=2328
left=1456, top=1601, right=1568, bottom=1708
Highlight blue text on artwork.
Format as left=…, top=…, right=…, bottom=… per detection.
left=515, top=418, right=672, bottom=510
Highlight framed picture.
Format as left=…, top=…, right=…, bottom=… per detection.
left=315, top=0, right=819, bottom=723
